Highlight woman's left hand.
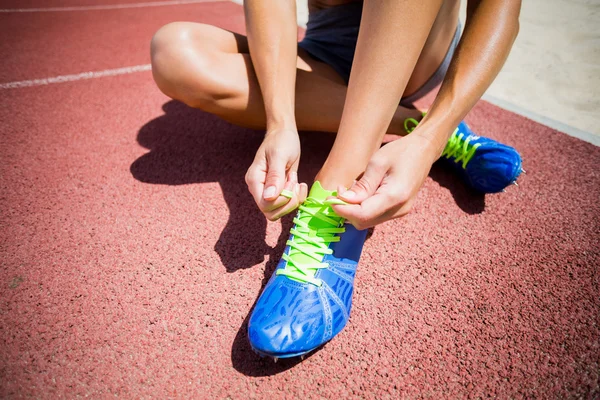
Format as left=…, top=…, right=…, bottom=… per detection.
left=332, top=133, right=440, bottom=230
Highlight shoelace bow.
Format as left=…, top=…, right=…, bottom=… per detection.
left=276, top=197, right=346, bottom=286
left=404, top=117, right=420, bottom=134
left=404, top=116, right=480, bottom=170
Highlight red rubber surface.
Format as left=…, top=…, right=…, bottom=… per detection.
left=0, top=0, right=169, bottom=7
left=0, top=0, right=234, bottom=82
left=1, top=2, right=599, bottom=398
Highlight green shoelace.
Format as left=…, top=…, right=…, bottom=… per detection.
left=441, top=131, right=481, bottom=169
left=276, top=197, right=346, bottom=286
left=404, top=115, right=480, bottom=170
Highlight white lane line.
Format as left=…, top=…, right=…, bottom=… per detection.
left=0, top=0, right=219, bottom=13
left=0, top=64, right=152, bottom=89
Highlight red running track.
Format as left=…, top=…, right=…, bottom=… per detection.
left=1, top=1, right=599, bottom=398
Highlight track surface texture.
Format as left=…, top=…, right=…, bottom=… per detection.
left=1, top=1, right=599, bottom=398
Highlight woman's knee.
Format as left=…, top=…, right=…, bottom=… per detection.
left=150, top=22, right=224, bottom=109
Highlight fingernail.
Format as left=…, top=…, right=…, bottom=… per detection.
left=342, top=190, right=356, bottom=199
left=263, top=186, right=276, bottom=198
left=295, top=183, right=300, bottom=194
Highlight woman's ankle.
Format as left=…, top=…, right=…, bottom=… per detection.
left=313, top=171, right=355, bottom=193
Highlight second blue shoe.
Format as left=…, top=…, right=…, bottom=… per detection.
left=405, top=117, right=523, bottom=193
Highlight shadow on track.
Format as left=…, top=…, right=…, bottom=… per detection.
left=131, top=101, right=340, bottom=273
left=130, top=100, right=483, bottom=376
left=428, top=161, right=486, bottom=215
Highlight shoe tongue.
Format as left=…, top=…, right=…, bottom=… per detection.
left=307, top=180, right=335, bottom=200
left=287, top=181, right=340, bottom=272
left=301, top=181, right=337, bottom=230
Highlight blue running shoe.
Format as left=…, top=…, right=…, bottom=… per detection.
left=405, top=117, right=523, bottom=193
left=248, top=181, right=367, bottom=359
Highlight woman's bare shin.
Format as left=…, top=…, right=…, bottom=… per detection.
left=315, top=0, right=445, bottom=191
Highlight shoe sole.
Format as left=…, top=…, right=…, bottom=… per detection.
left=250, top=344, right=318, bottom=361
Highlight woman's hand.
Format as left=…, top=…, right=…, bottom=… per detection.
left=245, top=128, right=308, bottom=221
left=332, top=133, right=439, bottom=230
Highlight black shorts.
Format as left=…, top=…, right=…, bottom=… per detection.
left=298, top=2, right=462, bottom=106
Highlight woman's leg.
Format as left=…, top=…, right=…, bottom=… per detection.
left=405, top=0, right=460, bottom=98
left=150, top=22, right=421, bottom=134
left=315, top=0, right=459, bottom=190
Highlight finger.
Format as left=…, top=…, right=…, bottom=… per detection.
left=298, top=182, right=308, bottom=203
left=265, top=183, right=301, bottom=221
left=263, top=154, right=287, bottom=201
left=338, top=162, right=386, bottom=204
left=247, top=164, right=291, bottom=212
left=265, top=179, right=309, bottom=220
left=276, top=164, right=300, bottom=199
left=246, top=164, right=267, bottom=207
left=282, top=170, right=298, bottom=195
left=336, top=185, right=350, bottom=197
left=332, top=191, right=393, bottom=230
left=281, top=189, right=295, bottom=199
left=290, top=156, right=300, bottom=178
left=352, top=198, right=413, bottom=229
left=287, top=170, right=299, bottom=186
left=260, top=194, right=292, bottom=213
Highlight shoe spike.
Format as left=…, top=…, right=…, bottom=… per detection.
left=502, top=189, right=506, bottom=193
left=521, top=169, right=526, bottom=174
left=273, top=357, right=278, bottom=363
left=300, top=355, right=305, bottom=361
left=512, top=181, right=519, bottom=187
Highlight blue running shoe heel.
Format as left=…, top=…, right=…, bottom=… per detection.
left=248, top=182, right=367, bottom=359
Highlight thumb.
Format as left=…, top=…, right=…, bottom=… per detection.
left=338, top=162, right=386, bottom=204
left=263, top=153, right=287, bottom=200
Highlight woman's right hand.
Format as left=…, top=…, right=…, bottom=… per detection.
left=245, top=128, right=308, bottom=221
